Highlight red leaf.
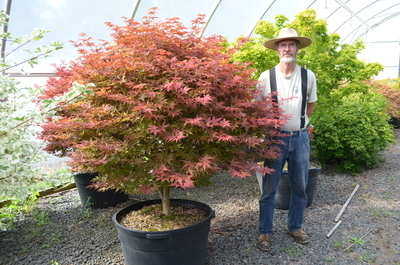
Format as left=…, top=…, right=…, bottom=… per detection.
left=183, top=117, right=204, bottom=126
left=194, top=94, right=212, bottom=105
left=148, top=124, right=169, bottom=136
left=164, top=130, right=186, bottom=142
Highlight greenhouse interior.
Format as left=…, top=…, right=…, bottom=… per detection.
left=2, top=0, right=400, bottom=82
left=1, top=0, right=400, bottom=264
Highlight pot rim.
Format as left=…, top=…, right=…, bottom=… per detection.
left=112, top=198, right=215, bottom=235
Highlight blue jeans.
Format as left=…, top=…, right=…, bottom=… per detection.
left=259, top=128, right=310, bottom=235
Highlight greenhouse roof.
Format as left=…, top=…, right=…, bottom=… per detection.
left=1, top=0, right=399, bottom=84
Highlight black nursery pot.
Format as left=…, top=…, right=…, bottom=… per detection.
left=73, top=172, right=128, bottom=209
left=389, top=117, right=400, bottom=129
left=274, top=163, right=322, bottom=210
left=113, top=199, right=215, bottom=265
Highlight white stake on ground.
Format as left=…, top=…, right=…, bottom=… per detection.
left=335, top=184, right=360, bottom=222
left=326, top=220, right=342, bottom=238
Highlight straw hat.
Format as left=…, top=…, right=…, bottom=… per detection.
left=264, top=28, right=312, bottom=50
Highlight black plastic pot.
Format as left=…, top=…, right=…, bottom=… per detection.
left=113, top=199, right=215, bottom=265
left=389, top=117, right=400, bottom=129
left=73, top=172, right=128, bottom=209
left=274, top=163, right=322, bottom=210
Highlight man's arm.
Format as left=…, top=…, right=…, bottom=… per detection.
left=306, top=102, right=315, bottom=118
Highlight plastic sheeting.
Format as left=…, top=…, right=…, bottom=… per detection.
left=1, top=0, right=399, bottom=79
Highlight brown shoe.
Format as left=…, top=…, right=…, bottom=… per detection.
left=288, top=229, right=310, bottom=244
left=257, top=234, right=272, bottom=251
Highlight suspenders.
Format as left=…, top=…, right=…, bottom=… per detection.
left=269, top=67, right=308, bottom=129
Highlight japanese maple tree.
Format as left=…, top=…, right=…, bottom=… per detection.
left=39, top=8, right=286, bottom=215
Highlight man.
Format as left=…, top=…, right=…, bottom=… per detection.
left=256, top=28, right=317, bottom=252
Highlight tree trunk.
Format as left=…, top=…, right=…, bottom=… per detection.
left=159, top=183, right=171, bottom=216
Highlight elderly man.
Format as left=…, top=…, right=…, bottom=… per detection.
left=256, top=28, right=317, bottom=252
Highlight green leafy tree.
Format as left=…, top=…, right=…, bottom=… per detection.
left=231, top=9, right=394, bottom=173
left=0, top=10, right=63, bottom=199
left=232, top=9, right=382, bottom=95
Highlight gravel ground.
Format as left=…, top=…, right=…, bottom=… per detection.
left=1, top=129, right=399, bottom=265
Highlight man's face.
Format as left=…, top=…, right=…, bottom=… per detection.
left=276, top=40, right=298, bottom=63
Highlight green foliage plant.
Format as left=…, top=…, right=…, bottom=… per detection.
left=312, top=83, right=394, bottom=173
left=0, top=10, right=64, bottom=199
left=0, top=191, right=39, bottom=230
left=349, top=236, right=366, bottom=246
left=231, top=9, right=394, bottom=174
left=38, top=8, right=287, bottom=215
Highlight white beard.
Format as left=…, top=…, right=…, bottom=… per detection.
left=280, top=56, right=295, bottom=63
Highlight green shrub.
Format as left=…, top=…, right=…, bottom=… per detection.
left=312, top=83, right=395, bottom=173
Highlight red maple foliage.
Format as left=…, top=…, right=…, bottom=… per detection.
left=370, top=79, right=400, bottom=119
left=39, top=8, right=286, bottom=213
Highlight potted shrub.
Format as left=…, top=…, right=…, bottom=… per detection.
left=38, top=9, right=286, bottom=265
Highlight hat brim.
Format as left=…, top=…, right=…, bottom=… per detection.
left=264, top=36, right=312, bottom=50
